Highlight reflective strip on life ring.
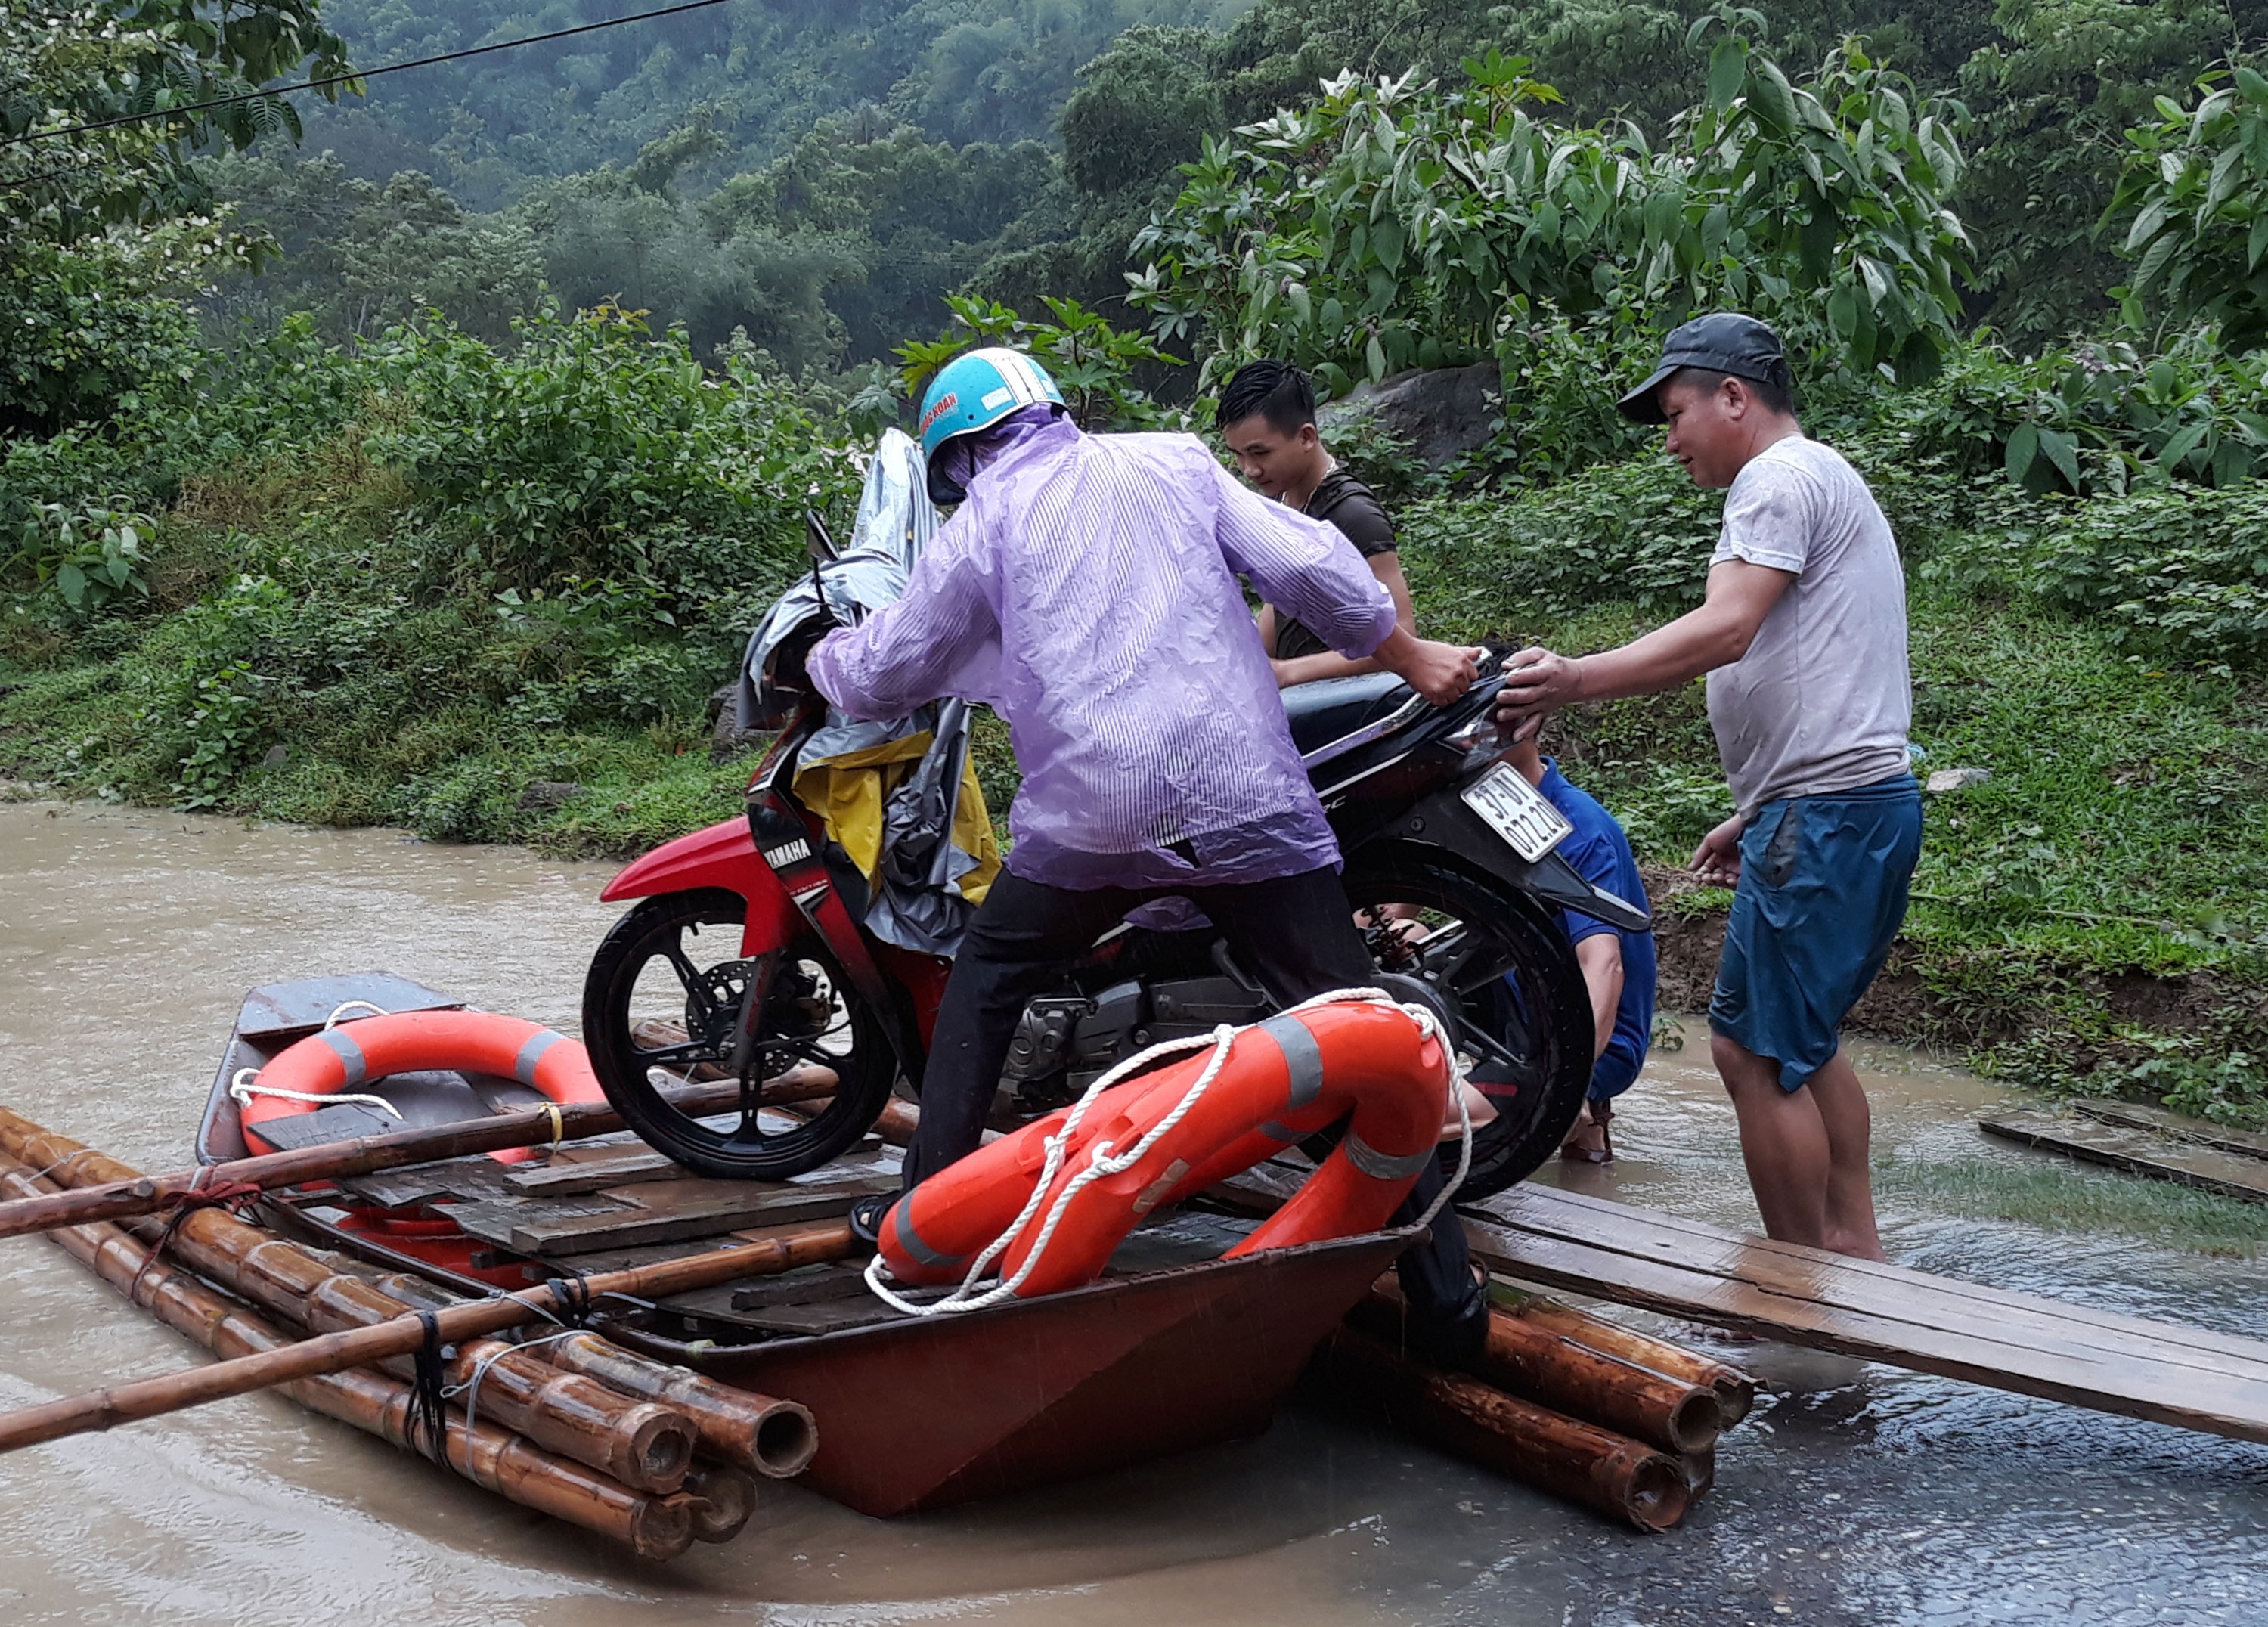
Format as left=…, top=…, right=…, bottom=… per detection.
left=878, top=1000, right=1448, bottom=1297
left=239, top=1009, right=606, bottom=1155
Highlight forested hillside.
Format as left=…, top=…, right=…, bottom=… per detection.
left=189, top=0, right=2268, bottom=378
left=6, top=0, right=2268, bottom=1123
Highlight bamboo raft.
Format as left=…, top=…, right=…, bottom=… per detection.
left=0, top=973, right=1760, bottom=1552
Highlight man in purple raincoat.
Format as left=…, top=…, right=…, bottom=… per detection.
left=807, top=347, right=1491, bottom=1353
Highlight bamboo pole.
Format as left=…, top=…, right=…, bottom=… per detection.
left=0, top=1110, right=854, bottom=1455
left=129, top=1210, right=699, bottom=1494
left=778, top=1093, right=919, bottom=1148
left=0, top=1068, right=837, bottom=1242
left=531, top=1331, right=816, bottom=1480
left=348, top=1266, right=817, bottom=1480
left=0, top=1216, right=853, bottom=1455
left=0, top=1161, right=694, bottom=1560
left=1358, top=1282, right=1721, bottom=1456
left=6, top=1109, right=703, bottom=1492
left=680, top=1462, right=758, bottom=1542
left=1492, top=1286, right=1758, bottom=1428
left=125, top=1208, right=702, bottom=1494
left=1322, top=1327, right=1691, bottom=1532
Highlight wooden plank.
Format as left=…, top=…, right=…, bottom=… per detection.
left=1981, top=1111, right=2268, bottom=1205
left=1489, top=1183, right=2268, bottom=1368
left=730, top=1263, right=872, bottom=1310
left=492, top=1172, right=899, bottom=1255
left=1461, top=1185, right=2268, bottom=1445
left=339, top=1153, right=526, bottom=1210
left=2074, top=1099, right=2268, bottom=1164
left=536, top=1212, right=901, bottom=1276
left=435, top=1193, right=626, bottom=1247
left=503, top=1148, right=689, bottom=1197
left=650, top=1281, right=897, bottom=1336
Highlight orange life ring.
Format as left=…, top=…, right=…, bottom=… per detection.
left=877, top=999, right=1448, bottom=1297
left=237, top=1009, right=606, bottom=1157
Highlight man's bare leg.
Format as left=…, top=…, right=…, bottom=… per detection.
left=1712, top=1031, right=1830, bottom=1247
left=1805, top=1049, right=1887, bottom=1261
left=1560, top=1099, right=1610, bottom=1159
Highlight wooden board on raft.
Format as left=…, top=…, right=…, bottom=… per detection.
left=1459, top=1183, right=2268, bottom=1445
left=336, top=1143, right=899, bottom=1257
left=1979, top=1110, right=2268, bottom=1205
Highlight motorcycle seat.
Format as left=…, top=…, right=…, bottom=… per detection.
left=1281, top=671, right=1417, bottom=758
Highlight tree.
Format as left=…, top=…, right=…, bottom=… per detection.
left=1129, top=33, right=1972, bottom=394
left=1, top=0, right=351, bottom=433
left=2108, top=64, right=2268, bottom=352
left=206, top=156, right=546, bottom=343
left=1958, top=0, right=2268, bottom=349
left=709, top=115, right=1059, bottom=362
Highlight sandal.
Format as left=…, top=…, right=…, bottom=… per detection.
left=1559, top=1096, right=1614, bottom=1165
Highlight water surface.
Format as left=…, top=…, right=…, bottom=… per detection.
left=2, top=801, right=2262, bottom=1625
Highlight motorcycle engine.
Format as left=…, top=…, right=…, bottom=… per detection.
left=1000, top=969, right=1272, bottom=1109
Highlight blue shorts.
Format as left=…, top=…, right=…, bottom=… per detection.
left=1589, top=1046, right=1644, bottom=1102
left=1709, top=774, right=1923, bottom=1092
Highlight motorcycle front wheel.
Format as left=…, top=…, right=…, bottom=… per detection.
left=581, top=888, right=899, bottom=1181
left=1341, top=846, right=1595, bottom=1200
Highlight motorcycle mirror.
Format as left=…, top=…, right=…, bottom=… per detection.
left=804, top=509, right=840, bottom=563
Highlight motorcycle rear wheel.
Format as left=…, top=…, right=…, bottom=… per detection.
left=581, top=888, right=899, bottom=1181
left=1341, top=846, right=1595, bottom=1200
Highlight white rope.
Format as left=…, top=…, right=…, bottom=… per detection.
left=323, top=1000, right=391, bottom=1028
left=444, top=1328, right=584, bottom=1440
left=864, top=1023, right=1235, bottom=1317
left=864, top=986, right=1472, bottom=1316
left=228, top=1065, right=404, bottom=1120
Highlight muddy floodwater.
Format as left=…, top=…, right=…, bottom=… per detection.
left=2, top=801, right=2265, bottom=1626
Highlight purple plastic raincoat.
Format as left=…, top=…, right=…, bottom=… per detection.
left=809, top=413, right=1395, bottom=890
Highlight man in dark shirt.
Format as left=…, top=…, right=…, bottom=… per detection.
left=1218, top=361, right=1417, bottom=686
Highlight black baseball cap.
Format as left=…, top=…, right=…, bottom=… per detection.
left=1617, top=313, right=1790, bottom=423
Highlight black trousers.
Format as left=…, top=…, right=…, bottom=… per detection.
left=904, top=863, right=1479, bottom=1325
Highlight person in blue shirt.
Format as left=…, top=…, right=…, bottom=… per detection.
left=1502, top=738, right=1657, bottom=1162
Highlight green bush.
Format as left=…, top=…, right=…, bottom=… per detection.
left=2032, top=482, right=2268, bottom=664
left=5, top=500, right=153, bottom=618
left=368, top=304, right=857, bottom=603
left=1399, top=457, right=1716, bottom=624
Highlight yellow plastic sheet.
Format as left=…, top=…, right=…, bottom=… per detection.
left=792, top=733, right=1000, bottom=906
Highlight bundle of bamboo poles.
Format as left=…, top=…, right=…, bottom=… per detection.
left=0, top=1105, right=850, bottom=1562
left=1321, top=1281, right=1755, bottom=1532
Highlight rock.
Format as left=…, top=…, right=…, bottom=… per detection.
left=712, top=710, right=767, bottom=764
left=1318, top=361, right=1501, bottom=468
left=1926, top=767, right=1991, bottom=794
left=708, top=681, right=737, bottom=722
left=711, top=682, right=770, bottom=764
left=259, top=744, right=289, bottom=770
left=516, top=779, right=584, bottom=814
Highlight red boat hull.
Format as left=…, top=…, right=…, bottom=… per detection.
left=690, top=1229, right=1414, bottom=1517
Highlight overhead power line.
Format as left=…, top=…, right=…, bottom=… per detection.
left=4, top=0, right=736, bottom=147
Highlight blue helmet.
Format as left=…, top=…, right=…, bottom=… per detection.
left=915, top=347, right=1064, bottom=502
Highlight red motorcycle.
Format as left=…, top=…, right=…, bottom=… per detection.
left=581, top=570, right=1648, bottom=1201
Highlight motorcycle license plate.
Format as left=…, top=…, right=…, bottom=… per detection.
left=1460, top=763, right=1574, bottom=863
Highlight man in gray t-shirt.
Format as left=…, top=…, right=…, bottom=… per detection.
left=1495, top=314, right=1922, bottom=1263
left=1708, top=434, right=1913, bottom=816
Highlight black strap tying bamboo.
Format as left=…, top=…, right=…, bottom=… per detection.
left=404, top=1310, right=453, bottom=1468
left=545, top=1275, right=595, bottom=1327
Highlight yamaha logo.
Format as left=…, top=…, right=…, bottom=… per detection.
left=764, top=838, right=812, bottom=869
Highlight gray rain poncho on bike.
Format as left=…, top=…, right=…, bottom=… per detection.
left=736, top=428, right=1000, bottom=957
